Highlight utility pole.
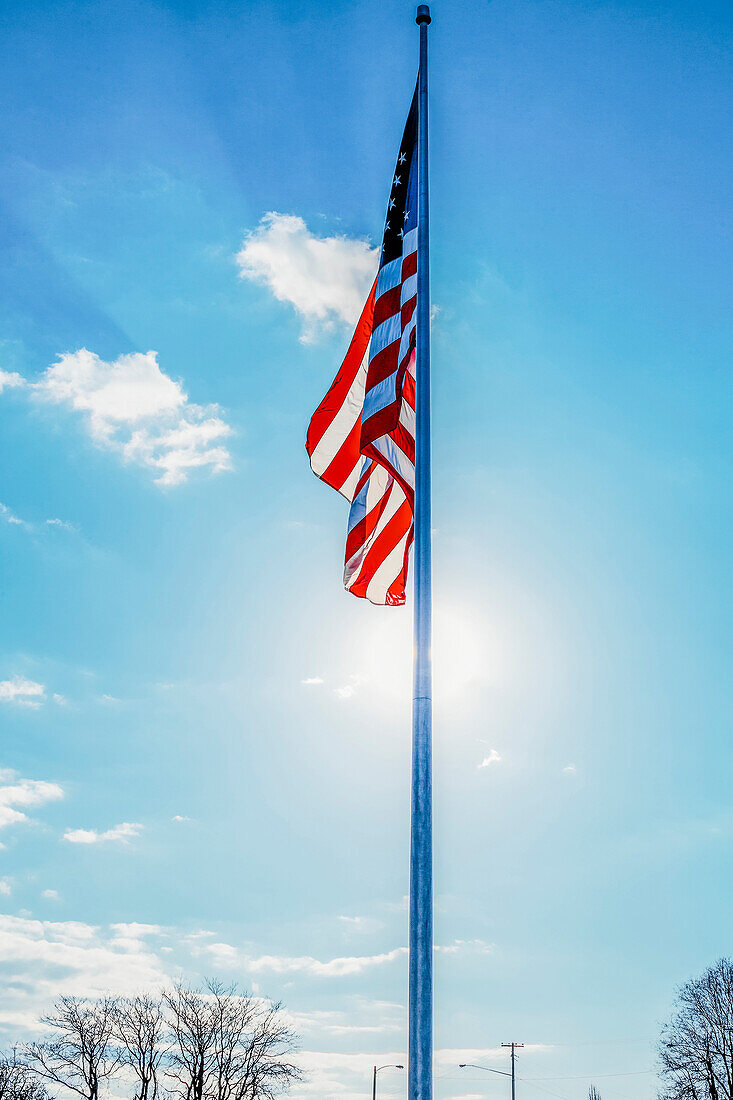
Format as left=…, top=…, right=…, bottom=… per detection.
left=501, top=1042, right=524, bottom=1100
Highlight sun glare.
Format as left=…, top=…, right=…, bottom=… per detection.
left=349, top=602, right=500, bottom=711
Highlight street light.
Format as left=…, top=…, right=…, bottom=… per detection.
left=460, top=1061, right=515, bottom=1100
left=459, top=1064, right=512, bottom=1077
left=460, top=1046, right=523, bottom=1100
left=372, top=1064, right=404, bottom=1100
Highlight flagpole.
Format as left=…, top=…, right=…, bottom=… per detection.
left=410, top=7, right=432, bottom=1100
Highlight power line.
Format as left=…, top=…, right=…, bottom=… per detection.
left=521, top=1071, right=654, bottom=1082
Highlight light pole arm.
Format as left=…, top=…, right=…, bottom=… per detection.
left=459, top=1064, right=513, bottom=1077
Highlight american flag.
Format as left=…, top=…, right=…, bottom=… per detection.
left=307, top=85, right=419, bottom=606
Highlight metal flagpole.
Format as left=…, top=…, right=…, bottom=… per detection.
left=410, top=6, right=432, bottom=1100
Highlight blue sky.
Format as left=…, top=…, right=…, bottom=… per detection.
left=1, top=0, right=731, bottom=1097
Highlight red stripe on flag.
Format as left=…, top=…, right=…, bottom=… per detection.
left=306, top=278, right=376, bottom=458
left=402, top=250, right=417, bottom=281
left=373, top=286, right=402, bottom=329
left=401, top=296, right=416, bottom=328
left=402, top=371, right=416, bottom=410
left=320, top=416, right=363, bottom=492
left=347, top=499, right=414, bottom=603
left=391, top=422, right=415, bottom=465
left=365, top=339, right=400, bottom=392
left=385, top=524, right=414, bottom=605
left=344, top=480, right=396, bottom=563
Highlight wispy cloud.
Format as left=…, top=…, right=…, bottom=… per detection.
left=236, top=213, right=377, bottom=343
left=338, top=915, right=384, bottom=935
left=0, top=370, right=24, bottom=393
left=383, top=895, right=409, bottom=914
left=63, top=822, right=143, bottom=845
left=245, top=946, right=408, bottom=979
left=41, top=889, right=60, bottom=901
left=435, top=939, right=493, bottom=956
left=301, top=676, right=324, bottom=686
left=45, top=518, right=77, bottom=532
left=333, top=685, right=355, bottom=700
left=0, top=774, right=64, bottom=830
left=1, top=351, right=233, bottom=488
left=333, top=675, right=363, bottom=701
left=0, top=503, right=76, bottom=536
left=289, top=1005, right=403, bottom=1040
left=478, top=749, right=502, bottom=769
left=0, top=677, right=46, bottom=708
left=0, top=503, right=31, bottom=530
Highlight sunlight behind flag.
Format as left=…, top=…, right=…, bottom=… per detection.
left=351, top=603, right=502, bottom=709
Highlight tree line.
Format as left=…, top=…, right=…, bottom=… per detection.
left=0, top=982, right=300, bottom=1100
left=2, top=957, right=732, bottom=1100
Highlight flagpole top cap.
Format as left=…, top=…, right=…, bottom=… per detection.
left=416, top=5, right=431, bottom=24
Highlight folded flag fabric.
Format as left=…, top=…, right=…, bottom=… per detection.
left=306, top=84, right=419, bottom=606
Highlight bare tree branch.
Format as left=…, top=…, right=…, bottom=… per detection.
left=660, top=959, right=733, bottom=1100
left=0, top=1050, right=50, bottom=1100
left=115, top=996, right=167, bottom=1100
left=25, top=996, right=121, bottom=1100
left=163, top=984, right=300, bottom=1100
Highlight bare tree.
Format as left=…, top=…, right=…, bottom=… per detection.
left=164, top=983, right=300, bottom=1100
left=588, top=1086, right=602, bottom=1100
left=0, top=1051, right=49, bottom=1100
left=164, top=984, right=218, bottom=1100
left=25, top=996, right=121, bottom=1100
left=115, top=995, right=167, bottom=1100
left=230, top=1001, right=300, bottom=1100
left=660, top=958, right=733, bottom=1100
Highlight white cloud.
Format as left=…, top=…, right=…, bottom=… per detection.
left=0, top=505, right=76, bottom=535
left=563, top=763, right=577, bottom=774
left=33, top=350, right=233, bottom=487
left=0, top=914, right=168, bottom=1031
left=63, top=822, right=143, bottom=845
left=289, top=1050, right=406, bottom=1100
left=333, top=675, right=363, bottom=701
left=244, top=946, right=407, bottom=979
left=0, top=775, right=64, bottom=830
left=0, top=503, right=30, bottom=529
left=301, top=676, right=324, bottom=686
left=45, top=518, right=76, bottom=532
left=0, top=370, right=24, bottom=393
left=478, top=749, right=502, bottom=769
left=236, top=213, right=378, bottom=343
left=0, top=677, right=46, bottom=708
left=41, top=889, right=59, bottom=901
left=204, top=941, right=239, bottom=966
left=289, top=1002, right=403, bottom=1041
left=435, top=939, right=493, bottom=956
left=52, top=693, right=67, bottom=706
left=0, top=880, right=12, bottom=897
left=171, top=814, right=192, bottom=823
left=333, top=685, right=355, bottom=700
left=338, top=915, right=384, bottom=935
